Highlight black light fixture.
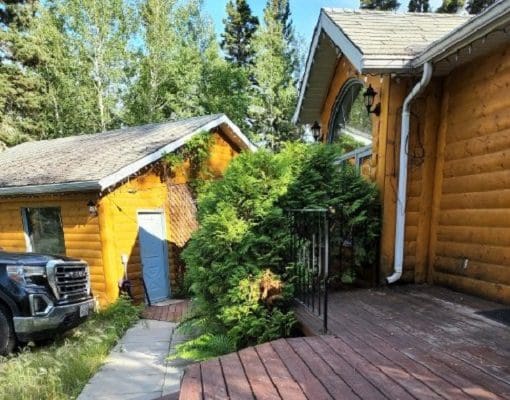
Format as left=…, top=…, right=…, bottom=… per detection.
left=363, top=84, right=381, bottom=117
left=311, top=121, right=322, bottom=142
left=87, top=200, right=98, bottom=217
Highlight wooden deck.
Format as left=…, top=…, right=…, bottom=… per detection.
left=179, top=285, right=510, bottom=399
left=142, top=299, right=189, bottom=322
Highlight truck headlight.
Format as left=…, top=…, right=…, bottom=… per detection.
left=6, top=265, right=46, bottom=285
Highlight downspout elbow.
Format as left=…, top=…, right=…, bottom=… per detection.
left=386, top=62, right=433, bottom=284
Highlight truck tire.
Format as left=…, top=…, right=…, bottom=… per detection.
left=0, top=306, right=16, bottom=356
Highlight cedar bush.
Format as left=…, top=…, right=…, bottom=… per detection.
left=176, top=142, right=380, bottom=360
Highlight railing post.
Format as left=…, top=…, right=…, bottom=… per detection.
left=288, top=208, right=329, bottom=334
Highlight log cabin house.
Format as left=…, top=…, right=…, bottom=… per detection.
left=294, top=2, right=510, bottom=304
left=0, top=114, right=254, bottom=307
left=177, top=5, right=510, bottom=398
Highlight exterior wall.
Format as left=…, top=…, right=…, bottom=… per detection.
left=426, top=44, right=510, bottom=303
left=319, top=56, right=411, bottom=282
left=99, top=129, right=241, bottom=304
left=319, top=45, right=510, bottom=303
left=0, top=194, right=107, bottom=304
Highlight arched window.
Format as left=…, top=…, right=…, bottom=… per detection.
left=327, top=79, right=373, bottom=144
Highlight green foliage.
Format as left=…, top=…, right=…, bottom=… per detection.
left=360, top=0, right=400, bottom=11
left=408, top=0, right=431, bottom=12
left=179, top=143, right=380, bottom=360
left=283, top=145, right=380, bottom=269
left=466, top=0, right=495, bottom=13
left=221, top=0, right=259, bottom=67
left=249, top=0, right=300, bottom=149
left=0, top=296, right=140, bottom=400
left=436, top=0, right=464, bottom=13
left=0, top=0, right=45, bottom=146
left=334, top=133, right=367, bottom=154
left=171, top=334, right=236, bottom=361
left=165, top=131, right=214, bottom=195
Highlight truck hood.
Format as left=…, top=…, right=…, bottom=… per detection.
left=0, top=251, right=79, bottom=266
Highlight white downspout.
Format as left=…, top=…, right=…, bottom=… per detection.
left=387, top=62, right=433, bottom=284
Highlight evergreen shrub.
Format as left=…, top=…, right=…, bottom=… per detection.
left=176, top=143, right=380, bottom=360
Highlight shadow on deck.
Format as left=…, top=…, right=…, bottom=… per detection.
left=178, top=285, right=510, bottom=399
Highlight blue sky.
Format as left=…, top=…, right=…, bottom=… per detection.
left=204, top=0, right=443, bottom=48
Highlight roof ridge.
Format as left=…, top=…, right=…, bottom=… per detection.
left=323, top=7, right=471, bottom=17
left=8, top=114, right=224, bottom=149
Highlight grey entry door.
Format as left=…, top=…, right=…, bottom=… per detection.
left=137, top=211, right=170, bottom=302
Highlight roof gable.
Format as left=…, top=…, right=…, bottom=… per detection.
left=324, top=9, right=470, bottom=69
left=0, top=114, right=254, bottom=196
left=294, top=9, right=471, bottom=123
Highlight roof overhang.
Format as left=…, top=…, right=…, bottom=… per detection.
left=413, top=0, right=510, bottom=74
left=0, top=115, right=255, bottom=197
left=293, top=10, right=413, bottom=124
left=0, top=181, right=101, bottom=197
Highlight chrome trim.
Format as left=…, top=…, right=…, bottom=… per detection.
left=13, top=298, right=95, bottom=334
left=46, top=259, right=90, bottom=300
left=29, top=293, right=54, bottom=316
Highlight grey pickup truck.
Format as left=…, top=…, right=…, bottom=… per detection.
left=0, top=251, right=94, bottom=355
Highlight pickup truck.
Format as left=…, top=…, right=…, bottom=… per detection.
left=0, top=251, right=95, bottom=355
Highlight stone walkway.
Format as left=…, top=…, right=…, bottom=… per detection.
left=77, top=319, right=191, bottom=400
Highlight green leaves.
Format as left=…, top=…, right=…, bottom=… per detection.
left=221, top=0, right=259, bottom=67
left=248, top=0, right=300, bottom=149
left=178, top=143, right=380, bottom=360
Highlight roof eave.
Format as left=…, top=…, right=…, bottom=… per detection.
left=0, top=181, right=101, bottom=197
left=98, top=114, right=256, bottom=191
left=293, top=10, right=364, bottom=124
left=412, top=0, right=510, bottom=67
left=0, top=115, right=255, bottom=198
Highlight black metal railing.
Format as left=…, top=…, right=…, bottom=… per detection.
left=288, top=209, right=329, bottom=333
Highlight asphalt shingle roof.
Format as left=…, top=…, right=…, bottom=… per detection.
left=323, top=9, right=471, bottom=58
left=0, top=114, right=242, bottom=193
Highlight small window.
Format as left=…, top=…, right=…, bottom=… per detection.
left=22, top=207, right=66, bottom=255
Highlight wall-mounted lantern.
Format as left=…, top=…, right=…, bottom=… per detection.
left=363, top=84, right=381, bottom=117
left=311, top=121, right=322, bottom=142
left=87, top=200, right=98, bottom=217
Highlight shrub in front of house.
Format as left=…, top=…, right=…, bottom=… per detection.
left=176, top=143, right=380, bottom=360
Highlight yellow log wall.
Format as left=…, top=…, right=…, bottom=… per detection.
left=320, top=56, right=417, bottom=282
left=427, top=44, right=510, bottom=303
left=99, top=129, right=240, bottom=304
left=319, top=43, right=510, bottom=303
left=0, top=194, right=107, bottom=304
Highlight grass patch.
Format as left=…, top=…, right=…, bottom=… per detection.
left=0, top=296, right=141, bottom=400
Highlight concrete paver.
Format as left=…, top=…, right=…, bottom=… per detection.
left=78, top=319, right=190, bottom=400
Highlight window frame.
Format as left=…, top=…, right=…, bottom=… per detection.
left=327, top=78, right=371, bottom=144
left=21, top=206, right=66, bottom=255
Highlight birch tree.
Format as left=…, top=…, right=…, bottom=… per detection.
left=55, top=0, right=136, bottom=132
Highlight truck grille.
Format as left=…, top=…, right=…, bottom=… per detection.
left=50, top=262, right=90, bottom=301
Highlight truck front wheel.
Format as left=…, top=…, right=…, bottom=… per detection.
left=0, top=306, right=16, bottom=356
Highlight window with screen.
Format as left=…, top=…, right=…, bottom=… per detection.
left=22, top=207, right=66, bottom=255
left=328, top=80, right=373, bottom=144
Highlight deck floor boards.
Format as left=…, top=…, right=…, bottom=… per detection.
left=179, top=285, right=510, bottom=399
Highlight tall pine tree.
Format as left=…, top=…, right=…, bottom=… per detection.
left=249, top=0, right=299, bottom=149
left=408, top=0, right=431, bottom=12
left=221, top=0, right=259, bottom=67
left=360, top=0, right=400, bottom=11
left=467, top=0, right=496, bottom=13
left=0, top=0, right=44, bottom=147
